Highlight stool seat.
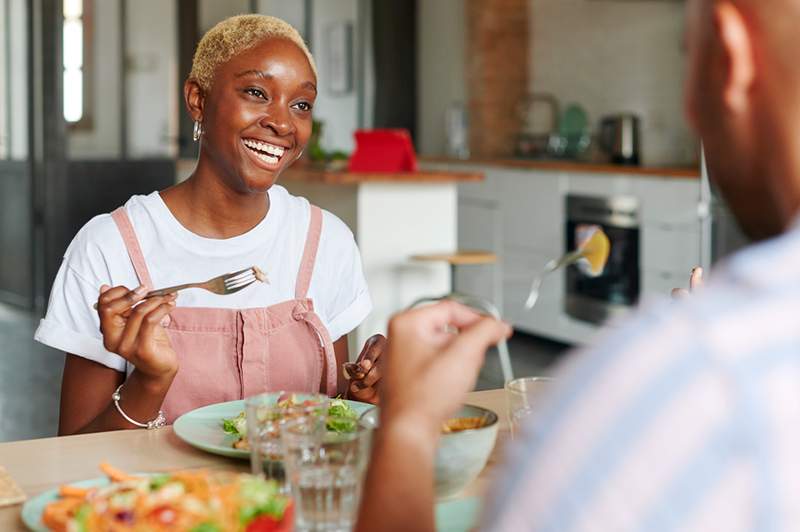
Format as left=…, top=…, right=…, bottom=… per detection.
left=410, top=251, right=497, bottom=266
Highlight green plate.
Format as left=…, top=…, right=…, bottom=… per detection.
left=21, top=477, right=116, bottom=532
left=22, top=477, right=478, bottom=532
left=173, top=396, right=373, bottom=460
left=435, top=496, right=480, bottom=532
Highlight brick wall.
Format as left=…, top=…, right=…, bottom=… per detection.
left=465, top=0, right=530, bottom=158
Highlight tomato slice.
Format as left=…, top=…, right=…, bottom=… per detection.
left=245, top=504, right=294, bottom=532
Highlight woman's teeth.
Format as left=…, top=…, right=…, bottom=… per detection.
left=243, top=139, right=286, bottom=164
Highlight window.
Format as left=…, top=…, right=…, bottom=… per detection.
left=63, top=0, right=92, bottom=128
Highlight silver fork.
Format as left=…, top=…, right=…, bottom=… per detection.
left=145, top=267, right=259, bottom=298
left=93, top=267, right=260, bottom=309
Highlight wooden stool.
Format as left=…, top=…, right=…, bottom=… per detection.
left=410, top=250, right=497, bottom=295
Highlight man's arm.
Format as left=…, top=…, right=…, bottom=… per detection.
left=355, top=302, right=511, bottom=532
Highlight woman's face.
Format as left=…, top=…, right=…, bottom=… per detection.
left=197, top=37, right=316, bottom=193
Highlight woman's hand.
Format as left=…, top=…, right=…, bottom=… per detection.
left=346, top=334, right=386, bottom=404
left=96, top=284, right=178, bottom=381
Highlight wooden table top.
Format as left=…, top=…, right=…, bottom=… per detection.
left=0, top=389, right=508, bottom=531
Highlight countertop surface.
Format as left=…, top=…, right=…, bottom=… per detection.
left=422, top=156, right=701, bottom=179
left=282, top=163, right=484, bottom=184
left=0, top=389, right=507, bottom=531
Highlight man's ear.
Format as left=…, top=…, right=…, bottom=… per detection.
left=184, top=79, right=205, bottom=121
left=713, top=1, right=755, bottom=113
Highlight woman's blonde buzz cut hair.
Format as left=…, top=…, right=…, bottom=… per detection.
left=189, top=14, right=317, bottom=91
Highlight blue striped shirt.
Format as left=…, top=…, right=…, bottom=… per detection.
left=483, top=222, right=800, bottom=531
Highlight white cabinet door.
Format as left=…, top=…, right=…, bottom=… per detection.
left=500, top=169, right=564, bottom=254
left=455, top=198, right=501, bottom=305
left=641, top=223, right=702, bottom=276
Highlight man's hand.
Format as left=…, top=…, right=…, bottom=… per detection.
left=355, top=301, right=511, bottom=532
left=345, top=334, right=386, bottom=404
left=671, top=266, right=704, bottom=299
left=380, top=301, right=512, bottom=437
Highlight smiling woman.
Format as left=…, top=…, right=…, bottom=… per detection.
left=34, top=15, right=384, bottom=436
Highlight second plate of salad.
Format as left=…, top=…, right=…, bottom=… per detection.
left=173, top=394, right=374, bottom=460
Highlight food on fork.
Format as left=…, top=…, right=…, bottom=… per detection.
left=252, top=266, right=269, bottom=284
left=41, top=463, right=292, bottom=532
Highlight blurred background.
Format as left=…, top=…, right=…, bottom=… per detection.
left=0, top=0, right=748, bottom=442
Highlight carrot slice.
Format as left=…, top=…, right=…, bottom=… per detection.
left=58, top=485, right=90, bottom=498
left=99, top=462, right=137, bottom=482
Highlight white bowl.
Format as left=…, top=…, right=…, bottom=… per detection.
left=360, top=404, right=499, bottom=499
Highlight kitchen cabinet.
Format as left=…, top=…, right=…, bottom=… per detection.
left=424, top=159, right=706, bottom=346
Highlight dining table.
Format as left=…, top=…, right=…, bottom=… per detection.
left=0, top=388, right=510, bottom=531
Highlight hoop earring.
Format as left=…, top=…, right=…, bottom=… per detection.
left=192, top=120, right=203, bottom=142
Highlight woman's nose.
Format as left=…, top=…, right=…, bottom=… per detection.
left=259, top=105, right=295, bottom=136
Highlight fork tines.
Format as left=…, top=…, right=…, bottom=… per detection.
left=224, top=268, right=258, bottom=291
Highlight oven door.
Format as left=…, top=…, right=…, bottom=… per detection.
left=564, top=195, right=640, bottom=324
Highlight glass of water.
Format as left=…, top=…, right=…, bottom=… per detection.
left=506, top=376, right=552, bottom=438
left=245, top=392, right=329, bottom=489
left=281, top=415, right=373, bottom=532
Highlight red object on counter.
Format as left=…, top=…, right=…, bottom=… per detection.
left=348, top=129, right=418, bottom=172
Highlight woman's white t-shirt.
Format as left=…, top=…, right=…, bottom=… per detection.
left=34, top=185, right=372, bottom=372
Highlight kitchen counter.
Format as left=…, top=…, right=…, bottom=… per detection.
left=0, top=389, right=509, bottom=531
left=281, top=169, right=467, bottom=352
left=283, top=163, right=484, bottom=184
left=422, top=156, right=700, bottom=179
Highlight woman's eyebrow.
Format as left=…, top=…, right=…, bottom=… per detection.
left=235, top=69, right=271, bottom=79
left=234, top=69, right=317, bottom=93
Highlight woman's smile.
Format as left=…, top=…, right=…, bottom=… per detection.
left=241, top=137, right=289, bottom=171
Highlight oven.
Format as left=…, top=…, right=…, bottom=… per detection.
left=565, top=194, right=640, bottom=324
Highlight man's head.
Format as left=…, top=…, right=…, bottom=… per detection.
left=685, top=0, right=800, bottom=240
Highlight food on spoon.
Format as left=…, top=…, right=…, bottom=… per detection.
left=252, top=266, right=269, bottom=284
left=222, top=395, right=359, bottom=450
left=41, top=464, right=292, bottom=532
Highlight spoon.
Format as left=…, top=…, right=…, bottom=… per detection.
left=525, top=227, right=611, bottom=309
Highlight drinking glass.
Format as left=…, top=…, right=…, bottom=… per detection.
left=282, top=415, right=373, bottom=532
left=505, top=377, right=552, bottom=438
left=245, top=392, right=329, bottom=489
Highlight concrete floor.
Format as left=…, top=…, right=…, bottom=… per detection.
left=0, top=303, right=568, bottom=442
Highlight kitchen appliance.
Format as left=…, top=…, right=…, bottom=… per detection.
left=565, top=194, right=640, bottom=324
left=598, top=114, right=641, bottom=165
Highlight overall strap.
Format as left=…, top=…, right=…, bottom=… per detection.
left=110, top=207, right=154, bottom=289
left=295, top=205, right=323, bottom=299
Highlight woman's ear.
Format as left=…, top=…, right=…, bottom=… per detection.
left=184, top=79, right=205, bottom=121
left=713, top=1, right=755, bottom=114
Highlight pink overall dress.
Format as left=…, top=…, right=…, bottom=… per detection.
left=110, top=204, right=339, bottom=423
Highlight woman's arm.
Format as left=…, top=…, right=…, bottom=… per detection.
left=58, top=354, right=175, bottom=435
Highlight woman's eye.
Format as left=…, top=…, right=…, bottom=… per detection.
left=293, top=101, right=312, bottom=112
left=245, top=88, right=266, bottom=99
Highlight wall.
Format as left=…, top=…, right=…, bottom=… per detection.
left=529, top=0, right=695, bottom=166
left=416, top=0, right=466, bottom=156
left=310, top=0, right=361, bottom=153
left=199, top=0, right=249, bottom=33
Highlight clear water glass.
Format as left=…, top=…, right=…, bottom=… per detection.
left=282, top=416, right=373, bottom=532
left=244, top=392, right=329, bottom=489
left=505, top=376, right=552, bottom=438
